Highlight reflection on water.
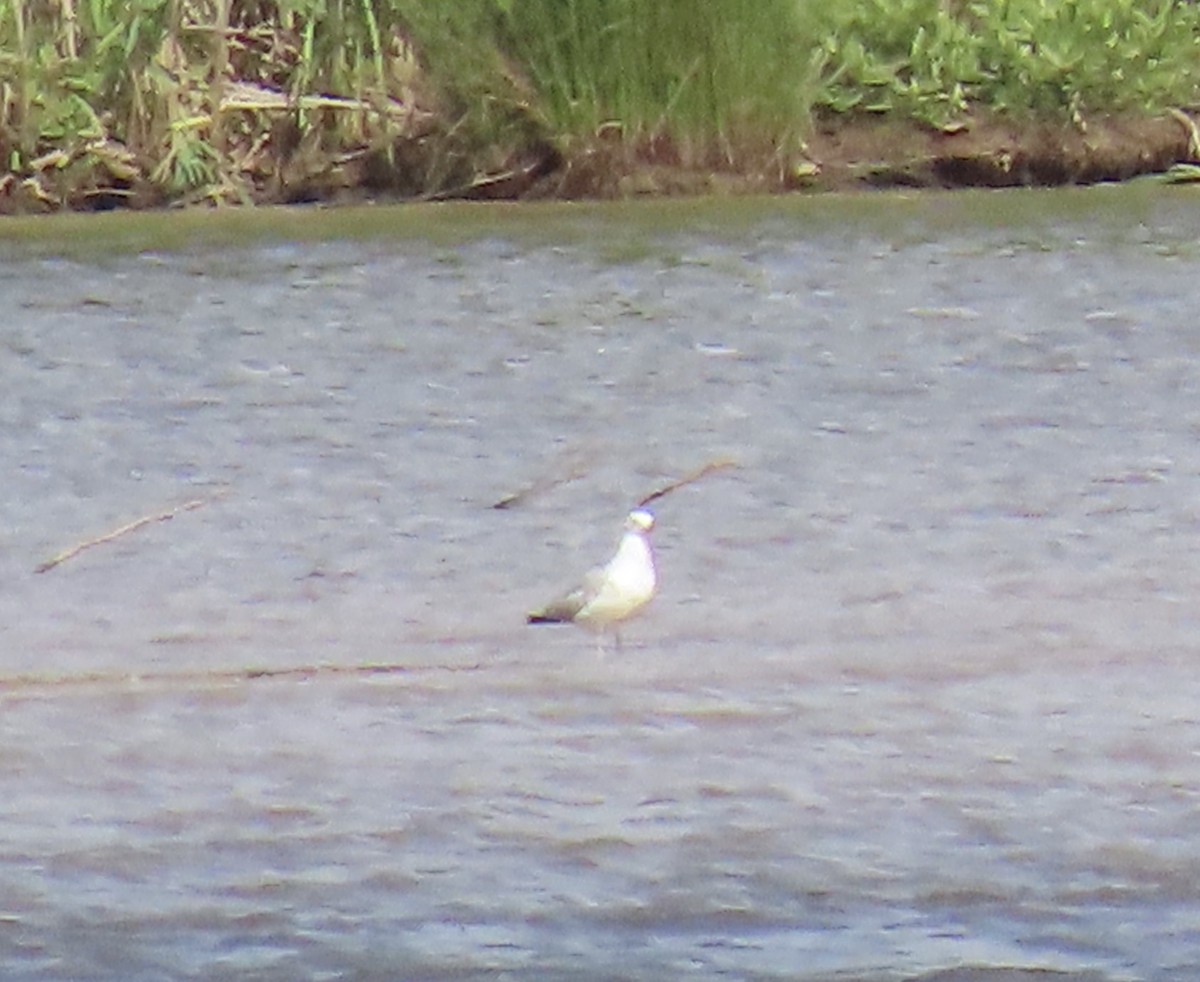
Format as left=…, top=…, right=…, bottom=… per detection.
left=3, top=192, right=1200, bottom=980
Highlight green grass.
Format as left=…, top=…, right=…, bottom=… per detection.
left=491, top=0, right=817, bottom=168
left=2, top=0, right=1200, bottom=208
left=816, top=0, right=1200, bottom=127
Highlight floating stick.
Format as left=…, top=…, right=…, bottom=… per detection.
left=637, top=456, right=737, bottom=508
left=492, top=450, right=593, bottom=509
left=34, top=495, right=221, bottom=574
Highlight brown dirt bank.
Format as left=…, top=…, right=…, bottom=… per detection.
left=805, top=109, right=1200, bottom=192
left=527, top=109, right=1200, bottom=199
left=3, top=109, right=1198, bottom=213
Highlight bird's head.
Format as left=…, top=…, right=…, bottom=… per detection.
left=626, top=509, right=655, bottom=533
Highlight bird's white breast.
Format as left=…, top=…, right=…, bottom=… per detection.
left=575, top=530, right=656, bottom=627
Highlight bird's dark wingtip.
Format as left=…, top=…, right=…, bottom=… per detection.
left=527, top=613, right=560, bottom=624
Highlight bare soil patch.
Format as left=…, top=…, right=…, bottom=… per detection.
left=805, top=110, right=1198, bottom=191
left=525, top=109, right=1200, bottom=199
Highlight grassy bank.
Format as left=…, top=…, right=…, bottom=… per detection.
left=2, top=0, right=1200, bottom=211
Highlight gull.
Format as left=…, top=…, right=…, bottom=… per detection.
left=527, top=509, right=657, bottom=646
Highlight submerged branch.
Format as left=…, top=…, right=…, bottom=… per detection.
left=492, top=450, right=593, bottom=509
left=638, top=457, right=738, bottom=507
left=35, top=494, right=223, bottom=574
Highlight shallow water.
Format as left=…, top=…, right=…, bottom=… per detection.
left=4, top=190, right=1200, bottom=980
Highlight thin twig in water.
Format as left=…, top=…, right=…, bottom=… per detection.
left=34, top=495, right=222, bottom=574
left=637, top=457, right=738, bottom=507
left=492, top=453, right=592, bottom=509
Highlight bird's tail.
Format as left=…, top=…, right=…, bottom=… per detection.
left=527, top=611, right=568, bottom=624
left=527, top=592, right=585, bottom=624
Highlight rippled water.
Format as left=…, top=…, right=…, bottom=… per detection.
left=4, top=191, right=1200, bottom=980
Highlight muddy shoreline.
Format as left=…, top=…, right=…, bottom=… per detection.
left=806, top=109, right=1199, bottom=192
left=3, top=109, right=1198, bottom=214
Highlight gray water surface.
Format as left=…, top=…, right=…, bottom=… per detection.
left=4, top=191, right=1200, bottom=980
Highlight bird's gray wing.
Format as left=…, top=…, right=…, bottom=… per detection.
left=527, top=566, right=606, bottom=623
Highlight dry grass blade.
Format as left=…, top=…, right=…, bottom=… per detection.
left=1168, top=107, right=1200, bottom=159
left=34, top=495, right=221, bottom=574
left=638, top=456, right=738, bottom=507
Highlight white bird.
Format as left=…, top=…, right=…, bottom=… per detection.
left=527, top=509, right=657, bottom=645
